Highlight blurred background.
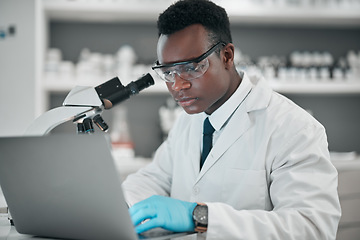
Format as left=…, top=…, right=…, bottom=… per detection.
left=0, top=0, right=360, bottom=238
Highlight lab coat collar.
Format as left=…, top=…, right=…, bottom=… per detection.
left=196, top=73, right=273, bottom=181
left=245, top=75, right=272, bottom=112
left=205, top=71, right=253, bottom=132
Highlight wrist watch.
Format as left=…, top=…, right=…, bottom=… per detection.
left=192, top=203, right=208, bottom=232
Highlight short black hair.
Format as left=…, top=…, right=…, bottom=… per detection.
left=157, top=0, right=232, bottom=45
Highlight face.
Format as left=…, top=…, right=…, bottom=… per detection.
left=156, top=24, right=239, bottom=115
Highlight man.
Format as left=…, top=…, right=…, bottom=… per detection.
left=122, top=0, right=341, bottom=239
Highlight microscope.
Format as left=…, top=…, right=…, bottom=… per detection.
left=25, top=73, right=154, bottom=136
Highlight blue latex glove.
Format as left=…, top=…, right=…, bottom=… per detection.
left=129, top=195, right=197, bottom=234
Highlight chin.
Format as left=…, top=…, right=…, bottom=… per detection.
left=182, top=106, right=204, bottom=115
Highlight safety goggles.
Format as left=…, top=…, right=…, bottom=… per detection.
left=152, top=41, right=226, bottom=83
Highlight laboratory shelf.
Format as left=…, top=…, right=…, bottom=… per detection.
left=43, top=76, right=360, bottom=95
left=225, top=4, right=360, bottom=27
left=42, top=76, right=169, bottom=94
left=269, top=80, right=360, bottom=94
left=43, top=0, right=167, bottom=23
left=43, top=0, right=360, bottom=27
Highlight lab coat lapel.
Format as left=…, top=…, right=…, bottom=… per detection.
left=195, top=77, right=272, bottom=182
left=188, top=114, right=203, bottom=175
left=196, top=103, right=252, bottom=180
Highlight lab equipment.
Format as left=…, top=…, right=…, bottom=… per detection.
left=25, top=73, right=154, bottom=136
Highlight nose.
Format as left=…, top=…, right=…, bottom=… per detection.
left=171, top=75, right=191, bottom=91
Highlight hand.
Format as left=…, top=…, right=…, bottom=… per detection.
left=129, top=195, right=197, bottom=234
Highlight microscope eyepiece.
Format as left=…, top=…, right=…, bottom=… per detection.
left=131, top=73, right=155, bottom=93
left=95, top=73, right=155, bottom=109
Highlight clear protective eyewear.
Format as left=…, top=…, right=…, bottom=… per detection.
left=152, top=42, right=226, bottom=83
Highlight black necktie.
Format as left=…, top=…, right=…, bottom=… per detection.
left=200, top=117, right=215, bottom=169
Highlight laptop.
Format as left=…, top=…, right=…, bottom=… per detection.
left=0, top=134, right=191, bottom=240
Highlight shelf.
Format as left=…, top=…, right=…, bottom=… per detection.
left=42, top=75, right=360, bottom=95
left=225, top=4, right=360, bottom=27
left=43, top=0, right=168, bottom=23
left=269, top=80, right=360, bottom=94
left=43, top=0, right=360, bottom=27
left=42, top=76, right=169, bottom=94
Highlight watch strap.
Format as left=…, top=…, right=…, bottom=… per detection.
left=194, top=224, right=207, bottom=233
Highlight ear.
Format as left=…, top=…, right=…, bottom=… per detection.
left=222, top=43, right=235, bottom=69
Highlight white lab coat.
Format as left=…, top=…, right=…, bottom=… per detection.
left=122, top=73, right=341, bottom=240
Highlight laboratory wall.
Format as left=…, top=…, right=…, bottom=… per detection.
left=0, top=0, right=37, bottom=136
left=48, top=21, right=360, bottom=157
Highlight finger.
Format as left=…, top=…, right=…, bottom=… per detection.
left=135, top=217, right=162, bottom=234
left=131, top=207, right=157, bottom=227
left=129, top=201, right=147, bottom=216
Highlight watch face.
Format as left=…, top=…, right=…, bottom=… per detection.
left=194, top=205, right=208, bottom=225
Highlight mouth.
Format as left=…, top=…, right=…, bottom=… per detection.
left=175, top=97, right=198, bottom=108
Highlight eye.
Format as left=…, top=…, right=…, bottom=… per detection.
left=162, top=70, right=172, bottom=76
left=183, top=64, right=197, bottom=72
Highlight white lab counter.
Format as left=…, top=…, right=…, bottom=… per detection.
left=332, top=158, right=360, bottom=240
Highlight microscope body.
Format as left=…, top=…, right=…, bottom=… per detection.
left=24, top=73, right=154, bottom=136
left=25, top=86, right=101, bottom=136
